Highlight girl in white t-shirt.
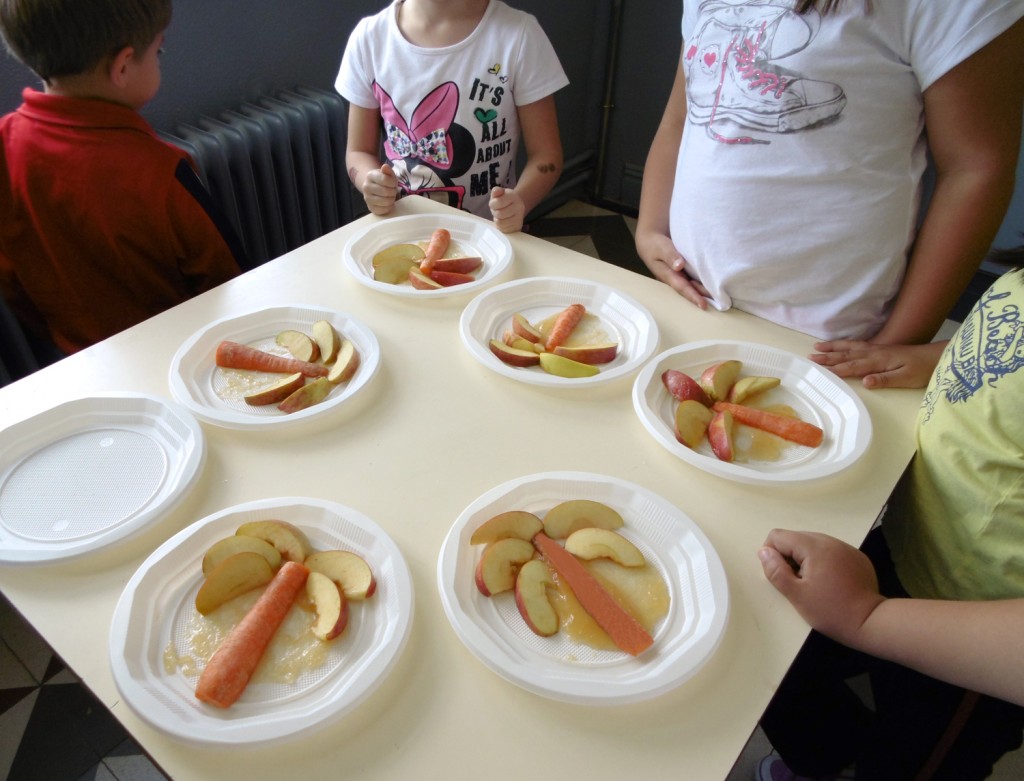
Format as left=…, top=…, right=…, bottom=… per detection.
left=635, top=0, right=1024, bottom=346
left=337, top=0, right=568, bottom=233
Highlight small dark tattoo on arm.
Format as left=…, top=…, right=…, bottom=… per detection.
left=348, top=166, right=358, bottom=183
left=536, top=163, right=556, bottom=174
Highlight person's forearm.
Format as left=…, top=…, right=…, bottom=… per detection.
left=856, top=597, right=1024, bottom=706
left=637, top=125, right=680, bottom=238
left=345, top=150, right=383, bottom=193
left=513, top=154, right=562, bottom=218
left=874, top=166, right=1015, bottom=344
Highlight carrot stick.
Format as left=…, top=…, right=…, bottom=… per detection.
left=712, top=401, right=824, bottom=448
left=419, top=228, right=451, bottom=274
left=533, top=532, right=653, bottom=656
left=216, top=341, right=329, bottom=377
left=195, top=561, right=309, bottom=708
left=544, top=303, right=586, bottom=352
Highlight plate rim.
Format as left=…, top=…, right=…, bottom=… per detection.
left=458, top=276, right=661, bottom=388
left=0, top=392, right=205, bottom=565
left=167, top=304, right=382, bottom=430
left=436, top=470, right=730, bottom=705
left=342, top=213, right=513, bottom=299
left=108, top=496, right=414, bottom=746
left=631, top=339, right=872, bottom=484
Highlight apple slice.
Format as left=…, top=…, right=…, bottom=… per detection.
left=511, top=313, right=544, bottom=344
left=276, top=330, right=319, bottom=363
left=278, top=377, right=333, bottom=413
left=699, top=359, right=743, bottom=402
left=304, top=549, right=376, bottom=600
left=373, top=243, right=424, bottom=267
left=243, top=372, right=305, bottom=406
left=470, top=510, right=544, bottom=545
left=312, top=320, right=340, bottom=364
left=538, top=352, right=599, bottom=378
left=564, top=528, right=645, bottom=567
left=708, top=409, right=736, bottom=462
left=489, top=339, right=541, bottom=367
left=202, top=534, right=282, bottom=575
left=662, top=369, right=711, bottom=406
left=514, top=559, right=558, bottom=636
left=675, top=399, right=714, bottom=448
left=306, top=570, right=349, bottom=641
left=327, top=339, right=359, bottom=383
left=552, top=342, right=619, bottom=365
left=409, top=267, right=445, bottom=289
left=542, top=499, right=625, bottom=540
left=236, top=519, right=311, bottom=563
left=195, top=551, right=274, bottom=615
left=432, top=256, right=482, bottom=274
left=502, top=331, right=538, bottom=353
left=428, top=270, right=475, bottom=286
left=727, top=375, right=781, bottom=404
left=474, top=537, right=535, bottom=596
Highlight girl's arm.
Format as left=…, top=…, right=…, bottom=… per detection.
left=490, top=95, right=563, bottom=233
left=345, top=104, right=398, bottom=215
left=760, top=529, right=1024, bottom=707
left=873, top=18, right=1024, bottom=345
left=635, top=49, right=708, bottom=309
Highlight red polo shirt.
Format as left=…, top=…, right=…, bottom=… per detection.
left=0, top=89, right=245, bottom=354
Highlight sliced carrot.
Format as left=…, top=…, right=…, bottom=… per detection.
left=544, top=303, right=586, bottom=352
left=712, top=401, right=824, bottom=448
left=532, top=531, right=653, bottom=656
left=216, top=341, right=329, bottom=378
left=195, top=560, right=310, bottom=708
left=419, top=228, right=451, bottom=274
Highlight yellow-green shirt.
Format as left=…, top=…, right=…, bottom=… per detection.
left=885, top=268, right=1024, bottom=601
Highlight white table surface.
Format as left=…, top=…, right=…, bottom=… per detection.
left=0, top=197, right=923, bottom=779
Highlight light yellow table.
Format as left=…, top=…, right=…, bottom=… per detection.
left=0, top=197, right=922, bottom=779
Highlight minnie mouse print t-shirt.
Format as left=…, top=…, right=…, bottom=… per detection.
left=337, top=0, right=568, bottom=219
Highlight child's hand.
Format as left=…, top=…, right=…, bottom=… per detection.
left=489, top=187, right=525, bottom=233
left=361, top=164, right=398, bottom=215
left=809, top=340, right=946, bottom=390
left=759, top=529, right=885, bottom=648
left=634, top=229, right=708, bottom=309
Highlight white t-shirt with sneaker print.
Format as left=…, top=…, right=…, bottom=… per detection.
left=337, top=0, right=568, bottom=220
left=671, top=0, right=1023, bottom=340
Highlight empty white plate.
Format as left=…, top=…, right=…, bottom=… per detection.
left=0, top=393, right=204, bottom=565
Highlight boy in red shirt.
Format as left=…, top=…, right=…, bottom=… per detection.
left=0, top=0, right=245, bottom=356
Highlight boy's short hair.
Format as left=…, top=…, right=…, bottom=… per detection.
left=0, top=0, right=172, bottom=81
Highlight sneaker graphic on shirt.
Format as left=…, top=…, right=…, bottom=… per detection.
left=685, top=0, right=846, bottom=144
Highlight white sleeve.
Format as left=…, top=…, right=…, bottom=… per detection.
left=335, top=18, right=378, bottom=109
left=512, top=14, right=569, bottom=106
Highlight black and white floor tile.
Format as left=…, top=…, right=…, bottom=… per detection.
left=0, top=200, right=1017, bottom=781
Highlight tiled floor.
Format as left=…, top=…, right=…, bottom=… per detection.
left=1, top=199, right=1019, bottom=781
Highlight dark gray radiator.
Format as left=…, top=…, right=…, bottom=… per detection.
left=160, top=86, right=355, bottom=268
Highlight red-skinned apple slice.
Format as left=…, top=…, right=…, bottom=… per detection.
left=489, top=339, right=541, bottom=367
left=564, top=528, right=645, bottom=567
left=327, top=339, right=359, bottom=383
left=304, top=549, right=376, bottom=600
left=409, top=267, right=444, bottom=289
left=278, top=377, right=333, bottom=413
left=243, top=372, right=305, bottom=406
left=429, top=270, right=475, bottom=286
left=552, top=342, right=619, bottom=365
left=195, top=551, right=275, bottom=615
left=202, top=535, right=282, bottom=575
left=707, top=409, right=736, bottom=462
left=306, top=570, right=349, bottom=640
left=511, top=313, right=544, bottom=344
left=474, top=537, right=535, bottom=596
left=431, top=256, right=482, bottom=274
left=662, top=369, right=711, bottom=406
left=727, top=375, right=781, bottom=404
left=538, top=352, right=599, bottom=378
left=674, top=399, right=713, bottom=448
left=312, top=320, right=340, bottom=364
left=276, top=330, right=319, bottom=363
left=541, top=499, right=625, bottom=539
left=470, top=510, right=544, bottom=545
left=236, top=519, right=312, bottom=563
left=514, top=559, right=559, bottom=636
left=699, top=359, right=743, bottom=402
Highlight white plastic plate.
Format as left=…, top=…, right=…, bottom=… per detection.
left=343, top=213, right=512, bottom=298
left=0, top=393, right=204, bottom=565
left=459, top=277, right=660, bottom=388
left=109, top=497, right=414, bottom=746
left=437, top=472, right=729, bottom=705
left=632, top=340, right=871, bottom=484
left=168, top=305, right=380, bottom=430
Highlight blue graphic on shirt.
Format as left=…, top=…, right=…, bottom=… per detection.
left=923, top=275, right=1024, bottom=423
